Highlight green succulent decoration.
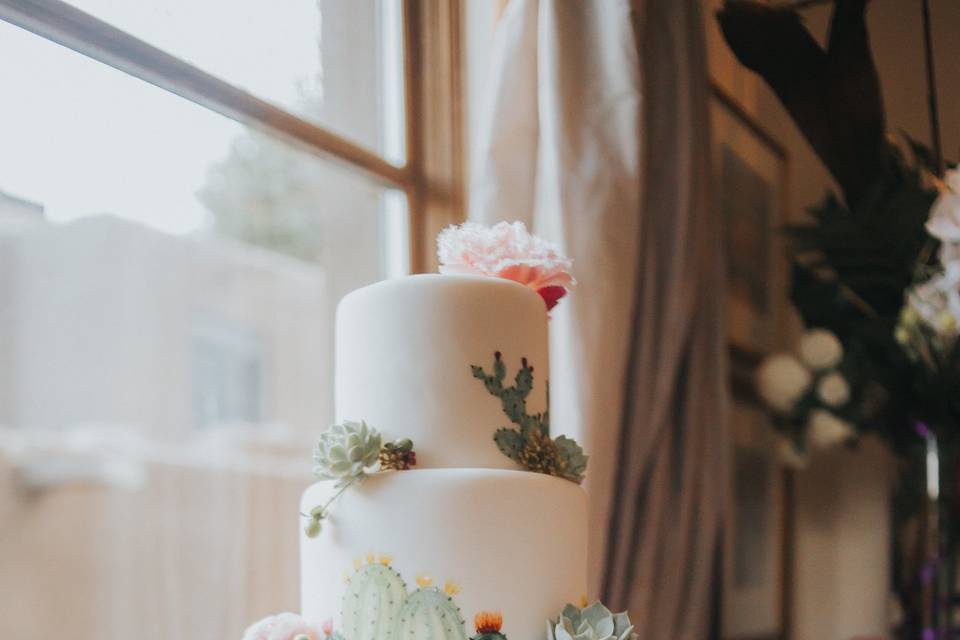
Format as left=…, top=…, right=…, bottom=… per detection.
left=313, top=419, right=383, bottom=488
left=304, top=421, right=416, bottom=538
left=546, top=602, right=636, bottom=640
left=471, top=351, right=587, bottom=483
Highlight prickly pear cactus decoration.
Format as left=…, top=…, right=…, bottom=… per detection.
left=471, top=351, right=587, bottom=483
left=393, top=585, right=468, bottom=640
left=342, top=559, right=408, bottom=640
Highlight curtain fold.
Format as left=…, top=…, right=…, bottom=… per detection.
left=471, top=1, right=727, bottom=638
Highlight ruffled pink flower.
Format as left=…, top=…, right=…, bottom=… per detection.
left=241, top=613, right=320, bottom=640
left=437, top=221, right=575, bottom=310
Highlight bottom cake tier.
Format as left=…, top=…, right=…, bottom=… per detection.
left=300, top=468, right=587, bottom=640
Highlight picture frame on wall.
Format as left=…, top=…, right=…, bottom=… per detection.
left=710, top=82, right=789, bottom=358
left=711, top=81, right=793, bottom=640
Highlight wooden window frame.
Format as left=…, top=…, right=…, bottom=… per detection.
left=0, top=0, right=465, bottom=273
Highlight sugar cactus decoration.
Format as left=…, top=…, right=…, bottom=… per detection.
left=394, top=582, right=468, bottom=640
left=313, top=420, right=383, bottom=487
left=342, top=560, right=408, bottom=640
left=304, top=421, right=417, bottom=538
left=471, top=612, right=507, bottom=640
left=546, top=602, right=637, bottom=640
left=340, top=556, right=467, bottom=640
left=471, top=352, right=587, bottom=483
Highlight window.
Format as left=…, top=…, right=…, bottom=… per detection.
left=0, top=2, right=464, bottom=636
left=0, top=0, right=463, bottom=434
left=191, top=316, right=264, bottom=429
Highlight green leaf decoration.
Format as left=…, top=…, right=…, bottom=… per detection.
left=786, top=142, right=937, bottom=319
left=471, top=352, right=587, bottom=484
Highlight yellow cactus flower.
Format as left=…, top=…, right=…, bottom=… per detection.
left=444, top=580, right=461, bottom=596
left=365, top=552, right=376, bottom=565
left=353, top=558, right=362, bottom=570
left=416, top=574, right=433, bottom=588
left=579, top=594, right=589, bottom=608
left=379, top=554, right=393, bottom=566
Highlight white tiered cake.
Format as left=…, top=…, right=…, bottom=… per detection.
left=300, top=274, right=588, bottom=640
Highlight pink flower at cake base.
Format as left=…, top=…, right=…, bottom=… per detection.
left=437, top=221, right=574, bottom=310
left=241, top=613, right=320, bottom=640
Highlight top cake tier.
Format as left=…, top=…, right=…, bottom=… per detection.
left=335, top=274, right=548, bottom=469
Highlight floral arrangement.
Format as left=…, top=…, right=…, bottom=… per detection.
left=897, top=168, right=960, bottom=370
left=749, top=140, right=960, bottom=635
left=437, top=221, right=575, bottom=311
left=471, top=351, right=587, bottom=483
left=303, top=420, right=416, bottom=537
left=546, top=601, right=637, bottom=640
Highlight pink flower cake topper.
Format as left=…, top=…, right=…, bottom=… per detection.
left=437, top=221, right=575, bottom=310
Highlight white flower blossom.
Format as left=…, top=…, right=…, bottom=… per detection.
left=816, top=372, right=851, bottom=408
left=808, top=409, right=856, bottom=449
left=905, top=261, right=960, bottom=350
left=755, top=353, right=812, bottom=413
left=797, top=329, right=843, bottom=370
left=927, top=169, right=960, bottom=263
left=927, top=168, right=960, bottom=241
left=776, top=437, right=809, bottom=470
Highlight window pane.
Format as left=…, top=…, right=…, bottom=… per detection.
left=63, top=0, right=406, bottom=163
left=0, top=18, right=410, bottom=434
left=0, top=19, right=409, bottom=638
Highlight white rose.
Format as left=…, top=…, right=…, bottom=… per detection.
left=816, top=372, right=851, bottom=408
left=907, top=265, right=960, bottom=346
left=798, top=329, right=843, bottom=370
left=755, top=353, right=812, bottom=413
left=808, top=409, right=856, bottom=449
left=776, top=437, right=809, bottom=470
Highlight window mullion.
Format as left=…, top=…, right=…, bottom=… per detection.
left=403, top=0, right=466, bottom=274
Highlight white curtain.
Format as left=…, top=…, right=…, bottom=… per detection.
left=471, top=1, right=727, bottom=638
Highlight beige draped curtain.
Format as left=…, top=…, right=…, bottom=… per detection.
left=471, top=1, right=728, bottom=638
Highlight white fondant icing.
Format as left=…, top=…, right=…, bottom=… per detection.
left=335, top=274, right=549, bottom=469
left=300, top=469, right=587, bottom=640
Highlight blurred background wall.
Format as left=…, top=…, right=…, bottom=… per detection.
left=703, top=1, right=960, bottom=638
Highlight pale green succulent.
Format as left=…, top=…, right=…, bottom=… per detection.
left=547, top=602, right=636, bottom=640
left=312, top=419, right=382, bottom=488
